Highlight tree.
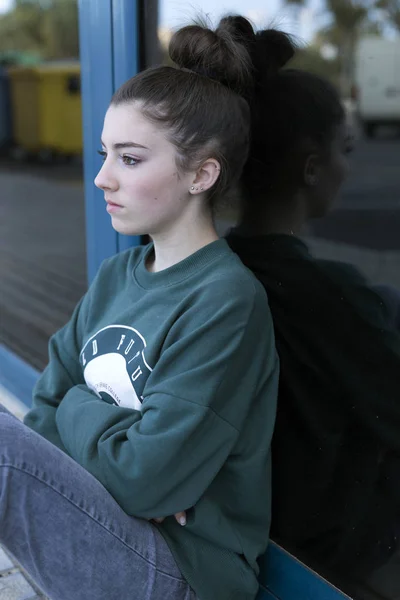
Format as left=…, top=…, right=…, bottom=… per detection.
left=0, top=0, right=79, bottom=60
left=291, top=45, right=341, bottom=86
left=283, top=0, right=377, bottom=95
left=283, top=0, right=308, bottom=24
left=376, top=0, right=400, bottom=31
left=43, top=0, right=79, bottom=60
left=315, top=1, right=376, bottom=95
left=0, top=1, right=47, bottom=55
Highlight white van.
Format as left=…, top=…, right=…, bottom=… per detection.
left=355, top=36, right=400, bottom=137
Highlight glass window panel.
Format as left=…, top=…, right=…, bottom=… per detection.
left=0, top=0, right=86, bottom=371
left=157, top=3, right=400, bottom=598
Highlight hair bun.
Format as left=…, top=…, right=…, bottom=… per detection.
left=216, top=15, right=256, bottom=48
left=169, top=17, right=255, bottom=97
left=253, top=30, right=296, bottom=83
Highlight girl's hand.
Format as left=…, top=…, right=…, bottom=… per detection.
left=151, top=511, right=187, bottom=526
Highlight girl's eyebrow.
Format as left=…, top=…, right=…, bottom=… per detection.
left=100, top=140, right=149, bottom=150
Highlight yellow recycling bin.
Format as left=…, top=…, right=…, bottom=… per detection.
left=9, top=63, right=82, bottom=156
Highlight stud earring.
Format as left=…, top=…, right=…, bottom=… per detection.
left=308, top=175, right=318, bottom=186
left=190, top=186, right=195, bottom=191
left=200, top=187, right=204, bottom=191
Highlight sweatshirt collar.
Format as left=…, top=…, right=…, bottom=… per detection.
left=133, top=238, right=231, bottom=289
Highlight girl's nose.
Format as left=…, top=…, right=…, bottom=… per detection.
left=94, top=162, right=118, bottom=191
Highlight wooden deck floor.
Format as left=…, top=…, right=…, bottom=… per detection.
left=0, top=162, right=87, bottom=371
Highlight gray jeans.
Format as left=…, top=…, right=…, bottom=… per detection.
left=0, top=403, right=196, bottom=600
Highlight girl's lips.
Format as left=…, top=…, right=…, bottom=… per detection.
left=106, top=201, right=123, bottom=213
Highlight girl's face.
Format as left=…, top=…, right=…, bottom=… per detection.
left=94, top=102, right=197, bottom=237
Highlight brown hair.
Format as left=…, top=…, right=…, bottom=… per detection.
left=111, top=16, right=256, bottom=205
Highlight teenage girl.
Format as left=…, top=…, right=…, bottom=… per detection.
left=0, top=17, right=279, bottom=600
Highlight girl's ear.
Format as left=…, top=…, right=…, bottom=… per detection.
left=189, top=158, right=221, bottom=194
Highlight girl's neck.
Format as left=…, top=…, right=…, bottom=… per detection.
left=147, top=214, right=219, bottom=273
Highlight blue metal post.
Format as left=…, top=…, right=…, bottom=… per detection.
left=78, top=0, right=142, bottom=282
left=111, top=0, right=142, bottom=253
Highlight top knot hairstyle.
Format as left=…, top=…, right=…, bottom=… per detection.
left=112, top=16, right=257, bottom=205
left=170, top=16, right=255, bottom=97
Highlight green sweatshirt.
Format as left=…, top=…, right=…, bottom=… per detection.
left=24, top=239, right=278, bottom=600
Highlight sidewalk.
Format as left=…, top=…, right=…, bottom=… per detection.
left=0, top=546, right=46, bottom=600
left=0, top=386, right=48, bottom=600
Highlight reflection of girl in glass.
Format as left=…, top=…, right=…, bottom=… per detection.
left=227, top=20, right=400, bottom=600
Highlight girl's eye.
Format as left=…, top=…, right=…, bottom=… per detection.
left=122, top=155, right=139, bottom=166
left=96, top=151, right=139, bottom=166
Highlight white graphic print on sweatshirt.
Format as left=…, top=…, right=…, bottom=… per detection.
left=80, top=325, right=153, bottom=411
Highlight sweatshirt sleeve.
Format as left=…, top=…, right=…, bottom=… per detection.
left=55, top=280, right=277, bottom=518
left=23, top=295, right=88, bottom=451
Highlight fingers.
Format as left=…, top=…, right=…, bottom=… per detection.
left=151, top=511, right=187, bottom=525
left=175, top=511, right=186, bottom=526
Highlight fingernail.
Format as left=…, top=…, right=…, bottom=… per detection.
left=179, top=516, right=186, bottom=526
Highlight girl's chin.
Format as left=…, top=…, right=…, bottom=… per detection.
left=108, top=215, right=140, bottom=236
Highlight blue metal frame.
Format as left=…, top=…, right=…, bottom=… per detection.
left=78, top=0, right=116, bottom=283
left=111, top=0, right=142, bottom=252
left=257, top=585, right=280, bottom=600
left=260, top=543, right=349, bottom=600
left=78, top=0, right=142, bottom=281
